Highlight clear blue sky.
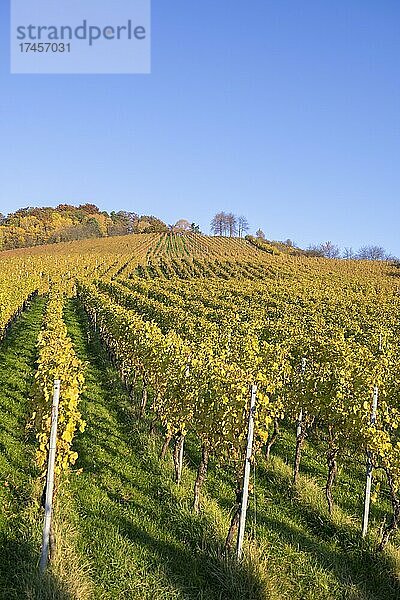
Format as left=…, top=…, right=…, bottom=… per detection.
left=1, top=1, right=399, bottom=254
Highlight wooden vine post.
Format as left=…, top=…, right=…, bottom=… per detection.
left=40, top=380, right=61, bottom=573
left=362, top=385, right=378, bottom=538
left=236, top=384, right=257, bottom=560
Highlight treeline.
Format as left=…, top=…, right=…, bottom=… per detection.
left=248, top=236, right=399, bottom=261
left=210, top=212, right=250, bottom=238
left=0, top=205, right=168, bottom=251
left=305, top=241, right=397, bottom=261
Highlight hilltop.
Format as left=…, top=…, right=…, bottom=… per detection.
left=0, top=204, right=167, bottom=251
left=0, top=203, right=310, bottom=257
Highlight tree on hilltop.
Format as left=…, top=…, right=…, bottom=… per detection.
left=305, top=241, right=340, bottom=258
left=343, top=247, right=356, bottom=259
left=238, top=216, right=249, bottom=238
left=357, top=245, right=389, bottom=261
left=173, top=219, right=191, bottom=231
left=211, top=212, right=227, bottom=236
left=211, top=212, right=241, bottom=237
left=319, top=241, right=341, bottom=259
left=226, top=213, right=237, bottom=237
left=191, top=223, right=201, bottom=234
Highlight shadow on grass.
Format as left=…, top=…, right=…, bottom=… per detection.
left=258, top=509, right=399, bottom=599
left=0, top=538, right=74, bottom=600
left=252, top=456, right=400, bottom=599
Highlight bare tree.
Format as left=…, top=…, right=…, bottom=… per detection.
left=343, top=247, right=355, bottom=259
left=319, top=241, right=341, bottom=259
left=210, top=212, right=227, bottom=236
left=283, top=238, right=294, bottom=247
left=357, top=245, right=388, bottom=260
left=256, top=229, right=265, bottom=240
left=226, top=213, right=237, bottom=237
left=237, top=216, right=249, bottom=238
left=305, top=244, right=324, bottom=257
left=306, top=241, right=340, bottom=258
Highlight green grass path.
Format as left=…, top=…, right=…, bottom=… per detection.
left=0, top=298, right=73, bottom=599
left=0, top=297, right=44, bottom=597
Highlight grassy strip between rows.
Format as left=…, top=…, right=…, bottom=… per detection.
left=0, top=296, right=59, bottom=599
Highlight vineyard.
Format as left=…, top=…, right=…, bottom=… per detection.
left=1, top=232, right=400, bottom=599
